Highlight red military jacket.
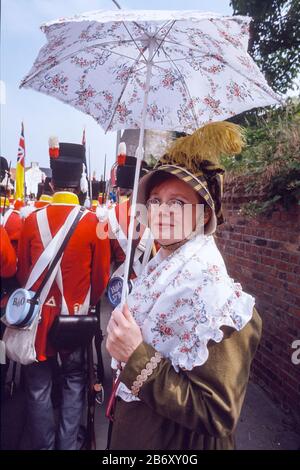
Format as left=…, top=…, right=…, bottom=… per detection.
left=0, top=226, right=17, bottom=278
left=17, top=192, right=111, bottom=361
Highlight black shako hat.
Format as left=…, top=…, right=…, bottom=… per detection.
left=116, top=155, right=149, bottom=190
left=37, top=176, right=53, bottom=200
left=0, top=156, right=9, bottom=181
left=91, top=180, right=106, bottom=200
left=49, top=141, right=86, bottom=188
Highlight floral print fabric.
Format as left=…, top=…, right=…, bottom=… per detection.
left=21, top=10, right=281, bottom=133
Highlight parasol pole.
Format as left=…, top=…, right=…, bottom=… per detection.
left=120, top=39, right=154, bottom=306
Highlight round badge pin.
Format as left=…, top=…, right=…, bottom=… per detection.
left=107, top=276, right=133, bottom=307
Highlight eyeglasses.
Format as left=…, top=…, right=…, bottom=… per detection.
left=146, top=197, right=187, bottom=210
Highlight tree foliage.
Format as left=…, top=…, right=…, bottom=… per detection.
left=230, top=0, right=300, bottom=94
left=221, top=99, right=300, bottom=215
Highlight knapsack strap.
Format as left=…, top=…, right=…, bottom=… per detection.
left=33, top=206, right=85, bottom=301
left=17, top=207, right=85, bottom=328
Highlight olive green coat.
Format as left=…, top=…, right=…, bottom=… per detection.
left=110, top=308, right=262, bottom=450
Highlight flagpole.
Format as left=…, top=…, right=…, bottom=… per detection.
left=116, top=130, right=121, bottom=158
left=88, top=146, right=92, bottom=202
left=104, top=154, right=107, bottom=181
left=103, top=153, right=107, bottom=204
left=112, top=0, right=122, bottom=9
left=15, top=121, right=25, bottom=202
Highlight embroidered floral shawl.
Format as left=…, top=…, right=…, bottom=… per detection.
left=117, top=234, right=255, bottom=401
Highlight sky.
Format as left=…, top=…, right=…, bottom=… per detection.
left=0, top=0, right=234, bottom=178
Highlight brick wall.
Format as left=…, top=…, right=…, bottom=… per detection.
left=215, top=179, right=300, bottom=422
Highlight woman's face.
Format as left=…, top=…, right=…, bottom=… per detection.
left=147, top=175, right=210, bottom=247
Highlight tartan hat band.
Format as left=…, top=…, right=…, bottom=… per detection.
left=154, top=164, right=215, bottom=211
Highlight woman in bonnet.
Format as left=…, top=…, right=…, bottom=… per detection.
left=106, top=122, right=262, bottom=450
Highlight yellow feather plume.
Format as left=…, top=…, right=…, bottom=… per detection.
left=166, top=121, right=246, bottom=172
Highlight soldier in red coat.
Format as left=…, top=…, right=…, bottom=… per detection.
left=0, top=156, right=22, bottom=256
left=34, top=177, right=53, bottom=209
left=0, top=156, right=22, bottom=308
left=0, top=157, right=21, bottom=401
left=17, top=140, right=110, bottom=450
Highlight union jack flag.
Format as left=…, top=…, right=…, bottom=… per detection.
left=17, top=122, right=25, bottom=167
left=15, top=122, right=25, bottom=200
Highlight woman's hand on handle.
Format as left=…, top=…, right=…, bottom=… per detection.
left=106, top=303, right=143, bottom=363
